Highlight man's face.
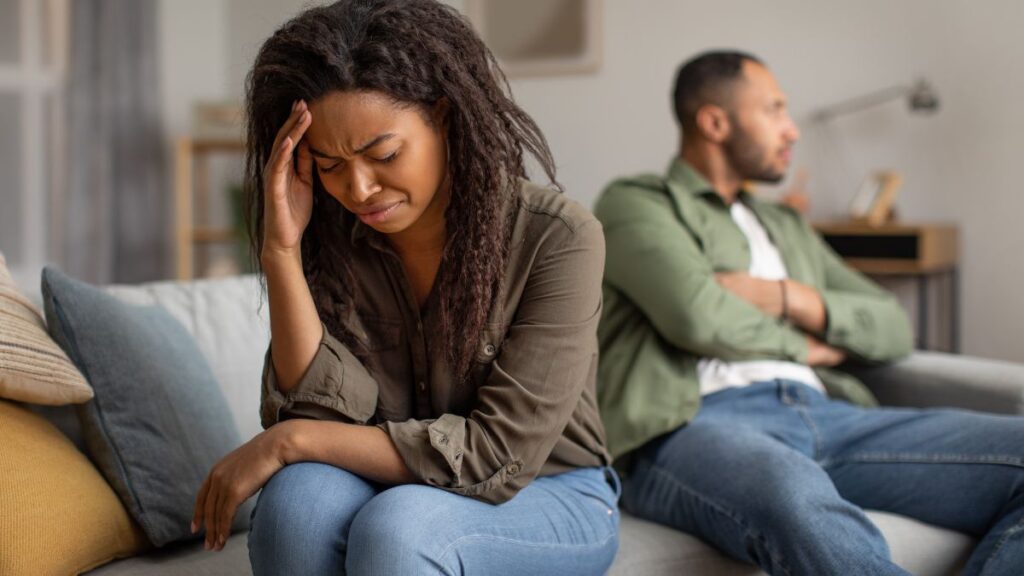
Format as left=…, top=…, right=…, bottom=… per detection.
left=723, top=61, right=800, bottom=183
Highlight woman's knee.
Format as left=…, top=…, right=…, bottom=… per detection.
left=248, top=463, right=377, bottom=573
left=346, top=484, right=458, bottom=574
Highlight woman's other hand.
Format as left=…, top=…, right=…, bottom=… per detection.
left=191, top=423, right=295, bottom=551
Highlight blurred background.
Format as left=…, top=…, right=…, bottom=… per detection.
left=2, top=0, right=1022, bottom=362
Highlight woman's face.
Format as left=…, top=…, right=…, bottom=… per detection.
left=304, top=90, right=449, bottom=236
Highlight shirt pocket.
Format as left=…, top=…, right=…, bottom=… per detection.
left=468, top=321, right=508, bottom=384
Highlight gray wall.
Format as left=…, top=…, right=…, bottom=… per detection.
left=160, top=0, right=1024, bottom=363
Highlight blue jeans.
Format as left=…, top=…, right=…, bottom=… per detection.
left=622, top=380, right=1024, bottom=576
left=248, top=463, right=621, bottom=575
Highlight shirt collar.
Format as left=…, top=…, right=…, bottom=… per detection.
left=665, top=157, right=752, bottom=205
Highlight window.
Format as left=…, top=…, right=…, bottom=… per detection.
left=0, top=0, right=68, bottom=287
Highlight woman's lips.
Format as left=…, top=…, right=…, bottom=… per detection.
left=356, top=201, right=402, bottom=225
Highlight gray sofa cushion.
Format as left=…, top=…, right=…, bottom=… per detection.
left=608, top=511, right=972, bottom=576
left=41, top=268, right=250, bottom=547
left=87, top=533, right=252, bottom=576
left=103, top=275, right=270, bottom=442
left=87, top=509, right=973, bottom=575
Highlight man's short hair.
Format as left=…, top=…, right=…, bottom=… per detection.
left=672, top=50, right=762, bottom=134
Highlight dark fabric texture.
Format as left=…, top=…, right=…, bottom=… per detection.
left=41, top=267, right=249, bottom=547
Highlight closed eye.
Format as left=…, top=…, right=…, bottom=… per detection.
left=318, top=160, right=344, bottom=174
left=374, top=150, right=399, bottom=163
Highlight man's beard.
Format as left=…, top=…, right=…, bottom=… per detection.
left=723, top=125, right=786, bottom=184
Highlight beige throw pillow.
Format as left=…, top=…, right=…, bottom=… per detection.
left=0, top=252, right=93, bottom=404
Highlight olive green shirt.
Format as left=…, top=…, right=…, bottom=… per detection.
left=260, top=180, right=610, bottom=504
left=595, top=159, right=913, bottom=461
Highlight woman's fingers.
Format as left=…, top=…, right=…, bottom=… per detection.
left=215, top=489, right=239, bottom=551
left=288, top=103, right=312, bottom=148
left=268, top=109, right=312, bottom=187
left=295, top=139, right=313, bottom=187
left=269, top=100, right=303, bottom=156
left=267, top=101, right=311, bottom=178
left=191, top=474, right=211, bottom=535
left=204, top=475, right=222, bottom=550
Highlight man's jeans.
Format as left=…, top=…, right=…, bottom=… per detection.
left=248, top=463, right=620, bottom=575
left=622, top=379, right=1024, bottom=576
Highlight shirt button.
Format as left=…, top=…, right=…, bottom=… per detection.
left=507, top=463, right=520, bottom=475
left=484, top=344, right=496, bottom=356
left=418, top=381, right=426, bottom=392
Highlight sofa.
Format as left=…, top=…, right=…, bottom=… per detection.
left=20, top=273, right=1024, bottom=575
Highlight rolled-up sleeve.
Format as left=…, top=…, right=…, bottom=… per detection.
left=382, top=218, right=606, bottom=505
left=260, top=325, right=378, bottom=429
left=807, top=227, right=914, bottom=363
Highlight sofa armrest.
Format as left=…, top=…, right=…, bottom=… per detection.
left=846, top=351, right=1024, bottom=415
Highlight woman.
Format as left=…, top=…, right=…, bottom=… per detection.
left=189, top=1, right=619, bottom=574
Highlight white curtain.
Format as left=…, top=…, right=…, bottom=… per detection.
left=64, top=0, right=166, bottom=283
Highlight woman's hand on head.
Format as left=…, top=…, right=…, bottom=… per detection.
left=190, top=423, right=295, bottom=552
left=261, top=99, right=315, bottom=262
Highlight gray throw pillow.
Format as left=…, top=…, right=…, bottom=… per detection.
left=41, top=267, right=251, bottom=547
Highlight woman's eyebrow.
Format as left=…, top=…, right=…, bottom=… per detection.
left=308, top=133, right=396, bottom=160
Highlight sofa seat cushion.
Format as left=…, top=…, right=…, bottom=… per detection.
left=86, top=508, right=974, bottom=576
left=85, top=533, right=252, bottom=576
left=608, top=510, right=973, bottom=576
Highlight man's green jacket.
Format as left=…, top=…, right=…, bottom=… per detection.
left=595, top=159, right=913, bottom=460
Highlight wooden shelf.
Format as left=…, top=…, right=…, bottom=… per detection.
left=813, top=220, right=961, bottom=352
left=813, top=222, right=959, bottom=275
left=191, top=137, right=245, bottom=153
left=192, top=228, right=238, bottom=244
left=174, top=136, right=247, bottom=279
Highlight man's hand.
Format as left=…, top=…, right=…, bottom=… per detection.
left=805, top=336, right=846, bottom=367
left=191, top=422, right=296, bottom=551
left=715, top=272, right=784, bottom=318
left=715, top=272, right=828, bottom=334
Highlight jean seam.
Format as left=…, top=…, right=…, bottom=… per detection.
left=642, top=463, right=793, bottom=576
left=796, top=405, right=825, bottom=460
left=980, top=514, right=1024, bottom=576
left=433, top=528, right=619, bottom=575
left=829, top=453, right=1024, bottom=467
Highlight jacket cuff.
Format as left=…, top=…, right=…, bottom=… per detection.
left=820, top=290, right=870, bottom=350
left=382, top=415, right=525, bottom=504
left=780, top=324, right=810, bottom=364
left=260, top=326, right=377, bottom=428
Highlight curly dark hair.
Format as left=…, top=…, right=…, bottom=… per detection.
left=244, top=0, right=559, bottom=380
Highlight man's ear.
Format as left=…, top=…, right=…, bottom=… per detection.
left=695, top=104, right=731, bottom=144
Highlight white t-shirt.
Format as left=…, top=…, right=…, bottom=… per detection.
left=696, top=201, right=824, bottom=396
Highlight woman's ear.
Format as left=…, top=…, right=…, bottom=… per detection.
left=431, top=97, right=451, bottom=131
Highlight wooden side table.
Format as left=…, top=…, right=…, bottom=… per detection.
left=813, top=222, right=960, bottom=352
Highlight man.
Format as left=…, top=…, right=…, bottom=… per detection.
left=595, top=51, right=1024, bottom=575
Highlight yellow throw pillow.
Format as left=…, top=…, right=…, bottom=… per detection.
left=0, top=399, right=148, bottom=575
left=0, top=252, right=93, bottom=405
